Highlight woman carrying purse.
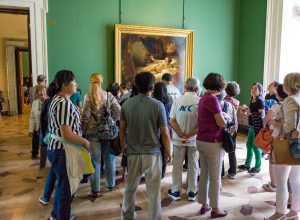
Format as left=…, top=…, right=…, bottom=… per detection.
left=265, top=73, right=300, bottom=220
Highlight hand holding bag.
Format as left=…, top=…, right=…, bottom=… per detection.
left=222, top=123, right=235, bottom=153
left=254, top=128, right=273, bottom=153
left=271, top=137, right=300, bottom=165
left=271, top=100, right=300, bottom=165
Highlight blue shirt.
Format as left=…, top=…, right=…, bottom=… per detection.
left=70, top=92, right=82, bottom=107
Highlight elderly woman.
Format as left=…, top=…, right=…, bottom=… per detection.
left=82, top=73, right=121, bottom=197
left=196, top=72, right=228, bottom=218
left=265, top=72, right=300, bottom=220
left=28, top=85, right=48, bottom=177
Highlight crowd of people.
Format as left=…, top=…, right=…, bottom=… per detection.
left=26, top=70, right=300, bottom=220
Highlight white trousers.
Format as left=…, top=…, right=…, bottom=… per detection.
left=273, top=164, right=300, bottom=214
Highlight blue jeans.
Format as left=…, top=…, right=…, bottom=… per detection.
left=51, top=149, right=71, bottom=220
left=89, top=138, right=116, bottom=192
left=44, top=150, right=56, bottom=199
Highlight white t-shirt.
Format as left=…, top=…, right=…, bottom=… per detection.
left=269, top=103, right=282, bottom=137
left=170, top=92, right=200, bottom=146
left=166, top=84, right=181, bottom=102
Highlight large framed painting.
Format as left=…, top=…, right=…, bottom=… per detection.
left=115, top=24, right=194, bottom=92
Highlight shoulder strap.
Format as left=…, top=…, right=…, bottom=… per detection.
left=90, top=112, right=99, bottom=121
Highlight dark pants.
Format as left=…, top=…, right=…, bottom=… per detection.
left=44, top=150, right=56, bottom=199
left=222, top=134, right=237, bottom=176
left=51, top=149, right=71, bottom=220
left=31, top=130, right=39, bottom=157
left=40, top=145, right=48, bottom=169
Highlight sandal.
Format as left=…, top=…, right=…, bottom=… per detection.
left=87, top=191, right=101, bottom=198
left=264, top=213, right=286, bottom=220
left=286, top=210, right=299, bottom=220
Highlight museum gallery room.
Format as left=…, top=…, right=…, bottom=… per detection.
left=0, top=0, right=300, bottom=219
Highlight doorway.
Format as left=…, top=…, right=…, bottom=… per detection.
left=15, top=48, right=31, bottom=114
left=0, top=8, right=32, bottom=115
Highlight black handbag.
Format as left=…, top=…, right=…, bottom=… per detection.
left=222, top=127, right=235, bottom=153
left=111, top=136, right=122, bottom=156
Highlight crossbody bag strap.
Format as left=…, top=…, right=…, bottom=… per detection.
left=90, top=112, right=98, bottom=121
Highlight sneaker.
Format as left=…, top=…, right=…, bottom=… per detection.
left=238, top=164, right=250, bottom=170
left=262, top=182, right=276, bottom=192
left=248, top=167, right=260, bottom=176
left=188, top=191, right=198, bottom=201
left=107, top=187, right=114, bottom=192
left=228, top=173, right=236, bottom=179
left=50, top=215, right=75, bottom=220
left=167, top=189, right=180, bottom=201
left=39, top=195, right=50, bottom=205
left=31, top=155, right=39, bottom=160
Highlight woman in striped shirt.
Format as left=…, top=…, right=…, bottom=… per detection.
left=48, top=70, right=90, bottom=220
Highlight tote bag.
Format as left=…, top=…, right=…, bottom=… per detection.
left=271, top=138, right=300, bottom=165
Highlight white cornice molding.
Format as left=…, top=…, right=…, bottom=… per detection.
left=0, top=0, right=48, bottom=85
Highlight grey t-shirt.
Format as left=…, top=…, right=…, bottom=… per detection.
left=121, top=94, right=167, bottom=155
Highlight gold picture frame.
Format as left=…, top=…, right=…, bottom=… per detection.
left=115, top=24, right=194, bottom=92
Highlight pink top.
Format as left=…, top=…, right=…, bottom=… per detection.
left=197, top=93, right=222, bottom=142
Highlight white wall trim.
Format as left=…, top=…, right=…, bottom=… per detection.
left=0, top=0, right=48, bottom=86
left=263, top=0, right=283, bottom=89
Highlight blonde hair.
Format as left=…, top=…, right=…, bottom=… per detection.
left=283, top=72, right=300, bottom=95
left=89, top=73, right=104, bottom=110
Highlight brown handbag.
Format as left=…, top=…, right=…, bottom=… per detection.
left=271, top=137, right=300, bottom=165
left=254, top=128, right=273, bottom=153
left=270, top=97, right=300, bottom=165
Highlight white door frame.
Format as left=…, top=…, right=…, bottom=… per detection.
left=0, top=0, right=48, bottom=85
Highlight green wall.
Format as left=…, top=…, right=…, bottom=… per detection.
left=47, top=0, right=240, bottom=95
left=237, top=0, right=267, bottom=104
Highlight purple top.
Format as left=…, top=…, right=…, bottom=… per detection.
left=197, top=93, right=222, bottom=142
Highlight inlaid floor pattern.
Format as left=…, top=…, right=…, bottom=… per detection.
left=0, top=107, right=281, bottom=219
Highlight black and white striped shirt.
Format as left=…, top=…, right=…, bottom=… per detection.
left=49, top=95, right=82, bottom=150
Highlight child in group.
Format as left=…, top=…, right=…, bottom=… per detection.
left=238, top=82, right=265, bottom=176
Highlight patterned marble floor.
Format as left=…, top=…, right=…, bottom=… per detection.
left=0, top=107, right=280, bottom=220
